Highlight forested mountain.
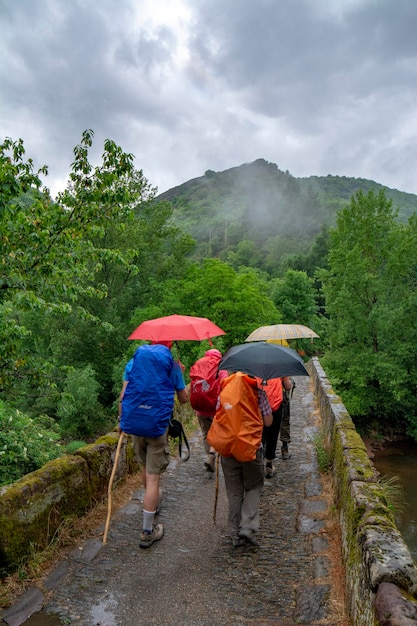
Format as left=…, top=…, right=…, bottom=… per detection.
left=158, top=158, right=417, bottom=265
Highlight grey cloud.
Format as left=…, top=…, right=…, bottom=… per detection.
left=0, top=0, right=416, bottom=197
left=188, top=0, right=417, bottom=107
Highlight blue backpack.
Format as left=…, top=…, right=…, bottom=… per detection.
left=121, top=344, right=175, bottom=437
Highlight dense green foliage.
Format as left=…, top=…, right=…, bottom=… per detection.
left=269, top=269, right=319, bottom=356
left=0, top=132, right=195, bottom=455
left=1, top=135, right=417, bottom=485
left=154, top=259, right=281, bottom=366
left=319, top=190, right=417, bottom=437
left=0, top=401, right=63, bottom=486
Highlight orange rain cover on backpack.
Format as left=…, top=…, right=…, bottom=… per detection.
left=256, top=376, right=283, bottom=412
left=207, top=372, right=263, bottom=462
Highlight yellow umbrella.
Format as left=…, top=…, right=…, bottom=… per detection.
left=267, top=339, right=289, bottom=347
left=245, top=324, right=319, bottom=342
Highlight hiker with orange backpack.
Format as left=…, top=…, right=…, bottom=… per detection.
left=189, top=348, right=229, bottom=472
left=207, top=372, right=272, bottom=547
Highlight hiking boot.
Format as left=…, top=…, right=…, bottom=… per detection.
left=231, top=535, right=245, bottom=548
left=265, top=461, right=275, bottom=478
left=204, top=452, right=216, bottom=472
left=140, top=523, right=164, bottom=549
left=281, top=443, right=289, bottom=460
left=238, top=527, right=258, bottom=546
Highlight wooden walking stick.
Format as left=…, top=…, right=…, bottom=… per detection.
left=213, top=453, right=220, bottom=524
left=103, top=431, right=125, bottom=545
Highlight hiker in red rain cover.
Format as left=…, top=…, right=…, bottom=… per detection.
left=189, top=349, right=228, bottom=472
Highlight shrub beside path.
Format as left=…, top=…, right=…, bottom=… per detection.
left=1, top=376, right=350, bottom=626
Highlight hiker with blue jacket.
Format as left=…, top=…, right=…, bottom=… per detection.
left=118, top=340, right=188, bottom=548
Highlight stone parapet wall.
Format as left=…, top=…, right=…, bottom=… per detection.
left=0, top=432, right=138, bottom=573
left=308, top=357, right=417, bottom=626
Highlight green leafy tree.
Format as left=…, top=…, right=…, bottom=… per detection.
left=155, top=259, right=281, bottom=371
left=1, top=132, right=135, bottom=393
left=0, top=401, right=63, bottom=486
left=1, top=131, right=191, bottom=415
left=285, top=221, right=329, bottom=275
left=283, top=225, right=330, bottom=317
left=319, top=189, right=417, bottom=435
left=225, top=239, right=264, bottom=270
left=263, top=235, right=310, bottom=275
left=43, top=198, right=194, bottom=411
left=270, top=269, right=319, bottom=354
left=56, top=365, right=104, bottom=438
left=271, top=269, right=318, bottom=324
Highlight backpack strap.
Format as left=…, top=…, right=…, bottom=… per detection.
left=168, top=418, right=190, bottom=462
left=178, top=422, right=190, bottom=462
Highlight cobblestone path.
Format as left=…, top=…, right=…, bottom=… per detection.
left=2, top=376, right=347, bottom=626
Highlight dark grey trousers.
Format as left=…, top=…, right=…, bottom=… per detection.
left=221, top=449, right=264, bottom=536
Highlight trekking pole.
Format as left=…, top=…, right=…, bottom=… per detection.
left=213, top=453, right=220, bottom=524
left=103, top=430, right=125, bottom=545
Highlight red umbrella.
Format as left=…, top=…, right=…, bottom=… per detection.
left=128, top=314, right=226, bottom=342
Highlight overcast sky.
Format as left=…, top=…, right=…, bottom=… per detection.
left=1, top=0, right=416, bottom=199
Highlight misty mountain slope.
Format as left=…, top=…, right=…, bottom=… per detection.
left=157, top=159, right=417, bottom=262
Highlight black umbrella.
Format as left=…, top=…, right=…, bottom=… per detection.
left=219, top=342, right=309, bottom=381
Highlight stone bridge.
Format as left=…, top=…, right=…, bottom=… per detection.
left=1, top=359, right=417, bottom=625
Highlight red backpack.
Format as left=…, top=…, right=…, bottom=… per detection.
left=189, top=354, right=222, bottom=413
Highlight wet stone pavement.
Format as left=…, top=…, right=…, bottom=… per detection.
left=2, top=376, right=342, bottom=626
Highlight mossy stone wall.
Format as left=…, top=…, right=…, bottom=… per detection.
left=308, top=358, right=417, bottom=625
left=0, top=432, right=138, bottom=573
left=2, top=363, right=417, bottom=624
